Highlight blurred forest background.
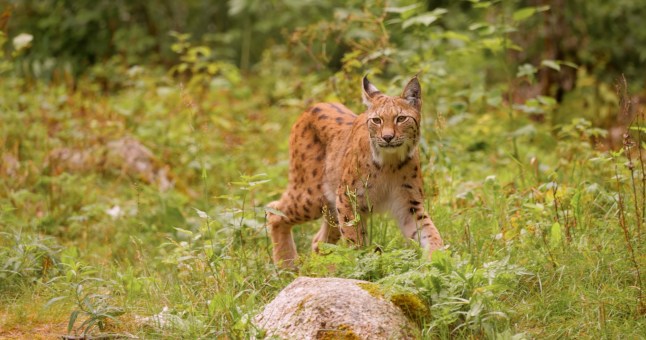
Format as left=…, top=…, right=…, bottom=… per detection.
left=1, top=0, right=645, bottom=338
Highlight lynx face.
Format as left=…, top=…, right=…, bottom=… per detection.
left=364, top=77, right=422, bottom=164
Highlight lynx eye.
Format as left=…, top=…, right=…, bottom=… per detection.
left=396, top=116, right=408, bottom=124
left=371, top=117, right=382, bottom=125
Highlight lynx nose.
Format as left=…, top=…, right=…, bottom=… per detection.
left=382, top=134, right=394, bottom=143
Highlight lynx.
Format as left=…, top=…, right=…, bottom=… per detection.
left=267, top=75, right=443, bottom=267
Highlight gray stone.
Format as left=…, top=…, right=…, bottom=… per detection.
left=254, top=277, right=419, bottom=339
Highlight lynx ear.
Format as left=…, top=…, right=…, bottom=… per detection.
left=401, top=76, right=422, bottom=111
left=362, top=75, right=381, bottom=107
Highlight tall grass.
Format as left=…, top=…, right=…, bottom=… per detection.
left=613, top=75, right=645, bottom=316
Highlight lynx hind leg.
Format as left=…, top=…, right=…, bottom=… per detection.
left=267, top=191, right=324, bottom=267
left=269, top=109, right=327, bottom=266
left=311, top=208, right=341, bottom=253
left=266, top=200, right=298, bottom=268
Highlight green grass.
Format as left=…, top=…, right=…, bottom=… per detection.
left=0, top=69, right=644, bottom=339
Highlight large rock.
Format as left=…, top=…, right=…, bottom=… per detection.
left=46, top=136, right=173, bottom=191
left=254, top=277, right=419, bottom=339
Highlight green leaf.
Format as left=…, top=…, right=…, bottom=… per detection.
left=194, top=208, right=209, bottom=219
left=247, top=179, right=271, bottom=187
left=486, top=94, right=502, bottom=107
left=549, top=222, right=562, bottom=247
left=523, top=203, right=545, bottom=212
left=516, top=63, right=537, bottom=78
left=402, top=9, right=447, bottom=29
left=512, top=7, right=536, bottom=22
left=403, top=14, right=439, bottom=29
left=188, top=46, right=211, bottom=58
left=207, top=63, right=219, bottom=75
left=264, top=206, right=286, bottom=218
left=513, top=6, right=549, bottom=22
left=228, top=0, right=246, bottom=16
left=541, top=60, right=561, bottom=71
left=174, top=227, right=193, bottom=235
left=171, top=43, right=184, bottom=53
left=80, top=318, right=97, bottom=334
left=68, top=310, right=80, bottom=332
left=481, top=37, right=504, bottom=52
left=537, top=95, right=557, bottom=106
left=105, top=307, right=126, bottom=317
left=385, top=3, right=422, bottom=14
left=44, top=296, right=67, bottom=309
left=443, top=31, right=471, bottom=42
left=473, top=1, right=492, bottom=9
left=559, top=61, right=579, bottom=69
left=468, top=22, right=489, bottom=31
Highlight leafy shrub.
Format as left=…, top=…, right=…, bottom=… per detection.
left=0, top=230, right=62, bottom=294
left=301, top=243, right=529, bottom=338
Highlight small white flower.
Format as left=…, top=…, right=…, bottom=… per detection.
left=194, top=207, right=209, bottom=219
left=106, top=205, right=123, bottom=219
left=13, top=33, right=33, bottom=51
left=127, top=65, right=143, bottom=77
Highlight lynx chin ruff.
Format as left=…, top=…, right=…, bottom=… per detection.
left=267, top=75, right=443, bottom=267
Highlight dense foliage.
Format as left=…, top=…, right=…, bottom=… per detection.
left=1, top=0, right=644, bottom=338
left=5, top=0, right=646, bottom=89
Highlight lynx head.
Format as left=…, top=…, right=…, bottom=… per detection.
left=362, top=75, right=422, bottom=164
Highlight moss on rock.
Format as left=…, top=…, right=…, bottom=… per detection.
left=316, top=324, right=361, bottom=340
left=355, top=282, right=384, bottom=299
left=390, top=293, right=430, bottom=324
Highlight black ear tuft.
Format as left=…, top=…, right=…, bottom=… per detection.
left=401, top=76, right=422, bottom=111
left=362, top=75, right=381, bottom=107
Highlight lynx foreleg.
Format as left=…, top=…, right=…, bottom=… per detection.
left=335, top=190, right=367, bottom=246
left=311, top=208, right=341, bottom=253
left=393, top=196, right=443, bottom=256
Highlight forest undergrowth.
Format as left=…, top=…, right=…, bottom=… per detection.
left=1, top=1, right=645, bottom=339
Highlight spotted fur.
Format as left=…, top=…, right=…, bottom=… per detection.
left=267, top=76, right=444, bottom=267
